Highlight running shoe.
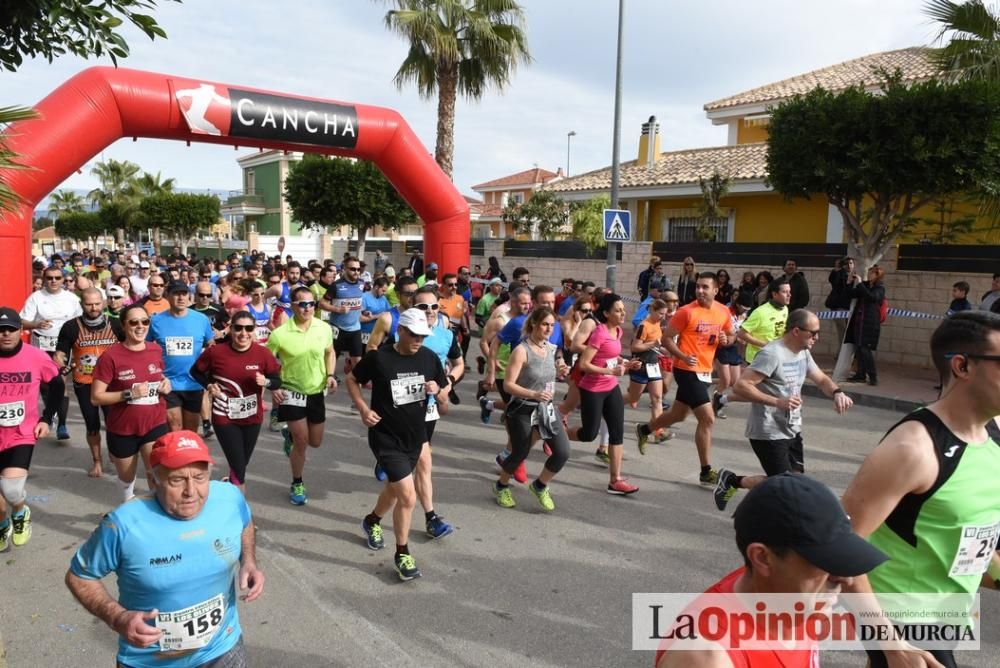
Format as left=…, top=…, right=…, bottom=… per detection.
left=374, top=463, right=387, bottom=482
left=448, top=388, right=460, bottom=405
left=717, top=408, right=727, bottom=419
left=426, top=514, right=454, bottom=539
left=361, top=517, right=384, bottom=550
left=652, top=428, right=675, bottom=443
left=0, top=521, right=9, bottom=552
left=714, top=468, right=739, bottom=511
left=699, top=468, right=719, bottom=487
left=594, top=448, right=610, bottom=465
left=281, top=427, right=293, bottom=458
left=711, top=392, right=724, bottom=416
left=661, top=399, right=671, bottom=409
left=607, top=479, right=639, bottom=495
left=11, top=506, right=31, bottom=546
left=479, top=396, right=493, bottom=424
left=635, top=423, right=649, bottom=455
left=202, top=420, right=214, bottom=439
left=289, top=482, right=307, bottom=505
left=493, top=482, right=516, bottom=508
left=529, top=481, right=555, bottom=511
left=394, top=552, right=421, bottom=581
left=57, top=425, right=70, bottom=440
left=269, top=411, right=282, bottom=432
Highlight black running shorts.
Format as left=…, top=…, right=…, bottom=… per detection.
left=672, top=368, right=711, bottom=409
left=369, top=429, right=423, bottom=483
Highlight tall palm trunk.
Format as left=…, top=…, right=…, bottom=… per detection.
left=434, top=63, right=459, bottom=180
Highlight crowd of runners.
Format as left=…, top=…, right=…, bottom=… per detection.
left=2, top=247, right=997, bottom=667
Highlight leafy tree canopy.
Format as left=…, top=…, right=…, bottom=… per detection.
left=501, top=189, right=567, bottom=240
left=55, top=211, right=103, bottom=242
left=766, top=72, right=1000, bottom=265
left=0, top=0, right=180, bottom=71
left=570, top=195, right=610, bottom=253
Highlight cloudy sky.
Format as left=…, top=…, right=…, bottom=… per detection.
left=7, top=0, right=937, bottom=202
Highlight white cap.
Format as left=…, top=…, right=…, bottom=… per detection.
left=397, top=308, right=432, bottom=336
left=139, top=261, right=150, bottom=268
left=130, top=254, right=140, bottom=264
left=107, top=285, right=126, bottom=298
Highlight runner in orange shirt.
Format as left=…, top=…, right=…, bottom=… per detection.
left=636, top=273, right=734, bottom=486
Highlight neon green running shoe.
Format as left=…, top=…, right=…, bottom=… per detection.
left=493, top=482, right=516, bottom=508
left=529, top=481, right=555, bottom=511
left=11, top=506, right=31, bottom=546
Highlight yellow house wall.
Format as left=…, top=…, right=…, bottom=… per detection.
left=737, top=122, right=769, bottom=145
left=642, top=193, right=828, bottom=242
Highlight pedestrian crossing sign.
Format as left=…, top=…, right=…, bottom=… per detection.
left=603, top=209, right=632, bottom=242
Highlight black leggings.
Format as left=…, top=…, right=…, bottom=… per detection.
left=503, top=402, right=571, bottom=475
left=856, top=344, right=877, bottom=380
left=577, top=386, right=625, bottom=445
left=214, top=422, right=262, bottom=485
left=74, top=384, right=108, bottom=434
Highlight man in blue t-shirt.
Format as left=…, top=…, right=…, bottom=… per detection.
left=360, top=276, right=391, bottom=347
left=66, top=430, right=264, bottom=668
left=148, top=283, right=214, bottom=432
left=320, top=256, right=366, bottom=373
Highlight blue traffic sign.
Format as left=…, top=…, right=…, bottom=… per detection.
left=603, top=208, right=631, bottom=242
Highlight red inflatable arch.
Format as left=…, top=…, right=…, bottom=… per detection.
left=0, top=66, right=469, bottom=308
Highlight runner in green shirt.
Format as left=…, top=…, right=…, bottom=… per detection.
left=842, top=311, right=1000, bottom=668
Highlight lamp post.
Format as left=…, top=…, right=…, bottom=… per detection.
left=606, top=0, right=625, bottom=292
left=566, top=130, right=576, bottom=176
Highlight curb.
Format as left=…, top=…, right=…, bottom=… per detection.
left=801, top=383, right=924, bottom=414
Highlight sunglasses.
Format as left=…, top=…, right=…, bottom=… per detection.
left=797, top=328, right=821, bottom=338
left=579, top=308, right=593, bottom=313
left=415, top=303, right=439, bottom=311
left=231, top=324, right=255, bottom=333
left=45, top=275, right=63, bottom=281
left=109, top=295, right=123, bottom=300
left=684, top=263, right=694, bottom=267
left=149, top=283, right=165, bottom=288
left=444, top=282, right=458, bottom=287
left=401, top=327, right=426, bottom=340
left=127, top=318, right=151, bottom=326
left=196, top=293, right=212, bottom=298
left=345, top=266, right=360, bottom=271
left=295, top=301, right=316, bottom=309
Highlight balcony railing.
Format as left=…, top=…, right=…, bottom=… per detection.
left=225, top=189, right=265, bottom=206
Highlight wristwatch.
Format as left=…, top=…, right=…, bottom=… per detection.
left=122, top=389, right=133, bottom=401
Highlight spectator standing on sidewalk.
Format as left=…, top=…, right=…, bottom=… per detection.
left=676, top=257, right=698, bottom=306
left=782, top=258, right=810, bottom=312
left=637, top=255, right=660, bottom=301
left=979, top=272, right=1000, bottom=312
left=846, top=266, right=886, bottom=386
left=947, top=281, right=973, bottom=316
left=825, top=256, right=855, bottom=346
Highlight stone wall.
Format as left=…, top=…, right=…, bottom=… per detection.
left=338, top=239, right=996, bottom=370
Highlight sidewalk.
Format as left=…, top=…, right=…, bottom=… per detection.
left=803, top=356, right=939, bottom=413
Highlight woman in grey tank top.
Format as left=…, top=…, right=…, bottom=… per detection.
left=493, top=307, right=571, bottom=511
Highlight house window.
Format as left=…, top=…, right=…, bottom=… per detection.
left=245, top=170, right=255, bottom=195
left=663, top=215, right=730, bottom=242
left=511, top=192, right=524, bottom=205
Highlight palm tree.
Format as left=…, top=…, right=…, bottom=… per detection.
left=89, top=158, right=141, bottom=246
left=0, top=105, right=39, bottom=216
left=926, top=0, right=1000, bottom=81
left=379, top=0, right=531, bottom=179
left=134, top=171, right=176, bottom=253
left=47, top=190, right=86, bottom=219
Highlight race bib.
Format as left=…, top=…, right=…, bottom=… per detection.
left=391, top=377, right=425, bottom=406
left=696, top=372, right=712, bottom=384
left=156, top=594, right=225, bottom=653
left=645, top=363, right=662, bottom=380
left=35, top=334, right=57, bottom=352
left=165, top=336, right=195, bottom=356
left=254, top=326, right=270, bottom=342
left=788, top=405, right=802, bottom=428
left=129, top=382, right=160, bottom=405
left=948, top=522, right=1000, bottom=577
left=283, top=390, right=308, bottom=408
left=425, top=396, right=440, bottom=422
left=605, top=359, right=619, bottom=370
left=360, top=332, right=371, bottom=345
left=330, top=325, right=340, bottom=340
left=334, top=298, right=363, bottom=311
left=0, top=401, right=25, bottom=427
left=227, top=395, right=258, bottom=420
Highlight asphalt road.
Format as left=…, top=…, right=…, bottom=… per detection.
left=2, top=382, right=998, bottom=668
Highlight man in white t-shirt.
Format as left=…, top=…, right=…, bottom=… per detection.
left=130, top=261, right=152, bottom=297
left=20, top=266, right=83, bottom=439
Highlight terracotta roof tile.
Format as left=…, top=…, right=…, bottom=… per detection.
left=472, top=167, right=560, bottom=190
left=545, top=143, right=768, bottom=193
left=704, top=47, right=936, bottom=112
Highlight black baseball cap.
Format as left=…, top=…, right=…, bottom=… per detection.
left=0, top=308, right=21, bottom=329
left=733, top=474, right=888, bottom=578
left=166, top=281, right=190, bottom=295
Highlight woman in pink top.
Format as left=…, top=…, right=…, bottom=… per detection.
left=567, top=293, right=642, bottom=495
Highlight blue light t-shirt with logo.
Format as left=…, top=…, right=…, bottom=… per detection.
left=325, top=279, right=365, bottom=332
left=69, top=482, right=251, bottom=668
left=147, top=309, right=214, bottom=391
left=360, top=291, right=391, bottom=334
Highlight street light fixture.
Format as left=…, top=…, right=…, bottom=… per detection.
left=566, top=130, right=576, bottom=177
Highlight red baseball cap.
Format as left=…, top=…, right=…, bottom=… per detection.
left=150, top=430, right=215, bottom=469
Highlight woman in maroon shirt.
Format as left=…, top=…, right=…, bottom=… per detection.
left=91, top=305, right=171, bottom=502
left=192, top=310, right=282, bottom=493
